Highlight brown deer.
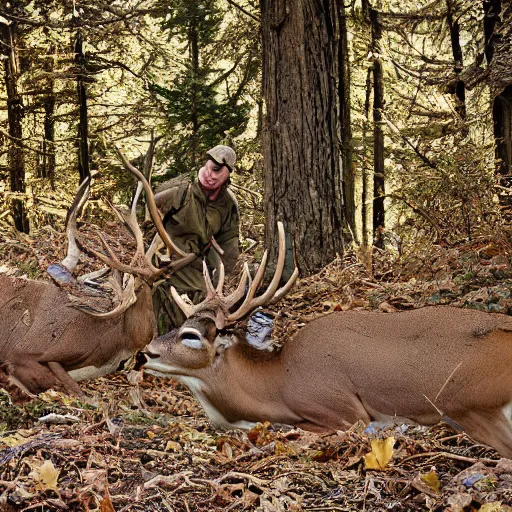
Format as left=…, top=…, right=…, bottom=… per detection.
left=0, top=152, right=196, bottom=396
left=144, top=223, right=512, bottom=458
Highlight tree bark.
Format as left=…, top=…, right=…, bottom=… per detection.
left=75, top=30, right=90, bottom=182
left=339, top=3, right=355, bottom=237
left=1, top=20, right=29, bottom=233
left=445, top=0, right=466, bottom=120
left=41, top=43, right=56, bottom=188
left=369, top=7, right=385, bottom=235
left=484, top=0, right=512, bottom=182
left=261, top=0, right=348, bottom=276
left=189, top=23, right=200, bottom=169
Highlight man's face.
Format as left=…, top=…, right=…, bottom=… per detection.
left=198, top=160, right=230, bottom=191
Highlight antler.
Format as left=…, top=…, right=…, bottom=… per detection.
left=69, top=148, right=197, bottom=318
left=171, top=222, right=299, bottom=325
left=227, top=222, right=299, bottom=321
left=61, top=175, right=91, bottom=273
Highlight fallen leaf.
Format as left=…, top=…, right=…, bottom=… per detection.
left=99, top=490, right=116, bottom=512
left=0, top=430, right=34, bottom=447
left=363, top=437, right=395, bottom=470
left=421, top=470, right=441, bottom=493
left=33, top=460, right=60, bottom=491
left=480, top=502, right=512, bottom=512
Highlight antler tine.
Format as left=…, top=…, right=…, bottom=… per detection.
left=215, top=260, right=225, bottom=295
left=78, top=232, right=155, bottom=281
left=170, top=285, right=201, bottom=318
left=170, top=260, right=228, bottom=319
left=114, top=146, right=189, bottom=259
left=270, top=267, right=299, bottom=303
left=225, top=250, right=267, bottom=317
left=128, top=181, right=146, bottom=261
left=61, top=175, right=91, bottom=272
left=107, top=200, right=145, bottom=262
left=203, top=260, right=217, bottom=299
left=73, top=275, right=137, bottom=319
left=224, top=262, right=251, bottom=309
left=227, top=221, right=287, bottom=321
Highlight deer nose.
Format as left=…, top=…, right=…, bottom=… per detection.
left=127, top=351, right=149, bottom=371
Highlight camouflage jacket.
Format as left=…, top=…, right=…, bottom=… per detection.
left=154, top=175, right=240, bottom=274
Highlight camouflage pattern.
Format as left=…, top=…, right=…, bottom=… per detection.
left=153, top=176, right=240, bottom=333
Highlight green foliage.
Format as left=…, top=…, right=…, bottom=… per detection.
left=150, top=0, right=253, bottom=179
left=161, top=0, right=223, bottom=47
left=151, top=74, right=251, bottom=176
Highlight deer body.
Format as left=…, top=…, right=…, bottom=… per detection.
left=0, top=274, right=155, bottom=394
left=143, top=222, right=512, bottom=456
left=0, top=153, right=196, bottom=397
left=146, top=306, right=512, bottom=457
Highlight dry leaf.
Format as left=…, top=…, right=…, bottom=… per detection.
left=363, top=437, right=395, bottom=470
left=0, top=430, right=34, bottom=447
left=479, top=503, right=512, bottom=512
left=421, top=470, right=441, bottom=493
left=165, top=440, right=182, bottom=452
left=33, top=460, right=60, bottom=491
left=99, top=490, right=116, bottom=512
left=412, top=470, right=441, bottom=496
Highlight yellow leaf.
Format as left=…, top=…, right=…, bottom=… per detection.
left=363, top=437, right=395, bottom=470
left=420, top=470, right=441, bottom=493
left=480, top=503, right=512, bottom=512
left=0, top=431, right=33, bottom=447
left=34, top=460, right=60, bottom=491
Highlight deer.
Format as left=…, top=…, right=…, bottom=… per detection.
left=144, top=222, right=512, bottom=458
left=0, top=150, right=196, bottom=397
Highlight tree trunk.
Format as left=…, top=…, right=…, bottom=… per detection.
left=189, top=24, right=200, bottom=169
left=370, top=7, right=385, bottom=235
left=1, top=20, right=29, bottom=233
left=339, top=3, right=355, bottom=237
left=75, top=30, right=90, bottom=182
left=484, top=1, right=512, bottom=184
left=446, top=0, right=466, bottom=121
left=41, top=43, right=56, bottom=188
left=261, top=0, right=347, bottom=276
left=484, top=0, right=501, bottom=64
left=493, top=86, right=512, bottom=180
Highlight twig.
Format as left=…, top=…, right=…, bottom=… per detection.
left=217, top=471, right=269, bottom=487
left=230, top=181, right=262, bottom=201
left=399, top=451, right=499, bottom=465
left=225, top=0, right=260, bottom=22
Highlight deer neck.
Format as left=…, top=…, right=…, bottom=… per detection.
left=179, top=342, right=301, bottom=429
left=124, top=283, right=155, bottom=350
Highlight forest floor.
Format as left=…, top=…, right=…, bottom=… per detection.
left=2, top=221, right=512, bottom=511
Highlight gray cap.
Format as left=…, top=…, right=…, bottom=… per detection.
left=207, top=145, right=236, bottom=172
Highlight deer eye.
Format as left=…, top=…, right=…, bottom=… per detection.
left=179, top=328, right=204, bottom=350
left=181, top=336, right=203, bottom=350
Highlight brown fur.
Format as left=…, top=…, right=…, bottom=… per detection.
left=146, top=306, right=512, bottom=457
left=0, top=274, right=155, bottom=395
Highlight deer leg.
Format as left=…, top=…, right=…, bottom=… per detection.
left=47, top=362, right=84, bottom=396
left=9, top=359, right=64, bottom=395
left=451, top=409, right=512, bottom=459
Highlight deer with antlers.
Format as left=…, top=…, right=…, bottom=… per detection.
left=144, top=223, right=512, bottom=458
left=0, top=152, right=196, bottom=396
